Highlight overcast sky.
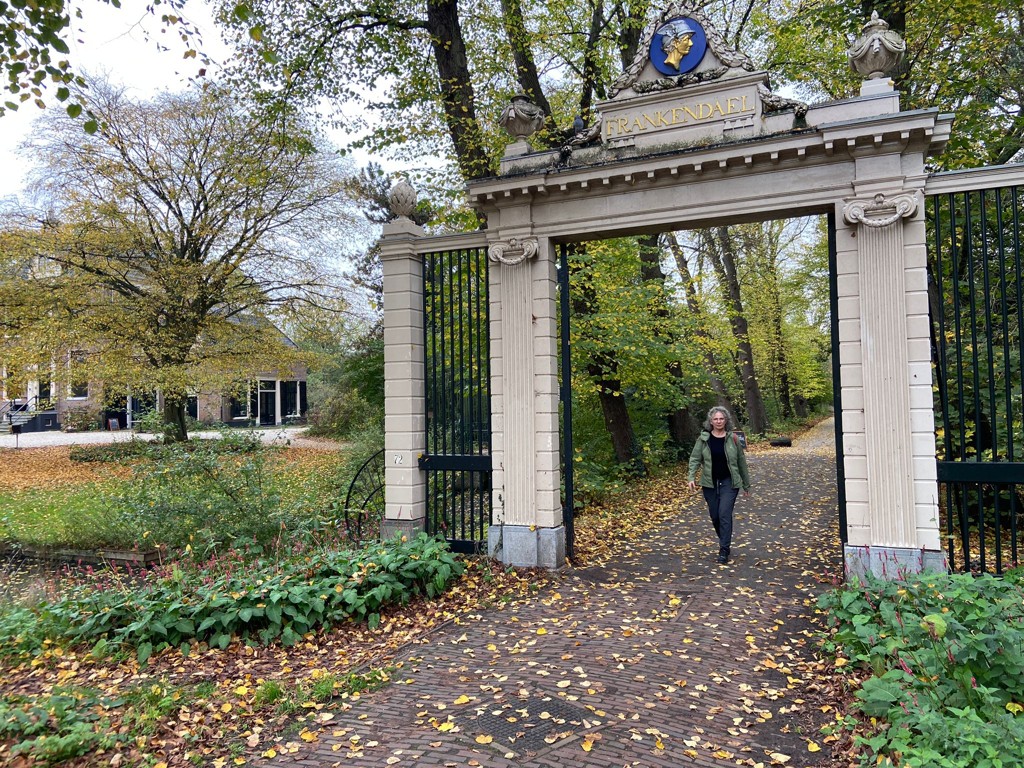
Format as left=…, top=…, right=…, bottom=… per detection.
left=0, top=1, right=241, bottom=202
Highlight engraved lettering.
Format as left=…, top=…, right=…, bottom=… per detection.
left=727, top=97, right=739, bottom=114
left=741, top=95, right=749, bottom=111
left=654, top=110, right=673, bottom=127
left=618, top=117, right=630, bottom=134
left=698, top=103, right=712, bottom=120
left=644, top=113, right=660, bottom=129
left=712, top=100, right=726, bottom=117
left=632, top=116, right=646, bottom=132
left=682, top=105, right=699, bottom=121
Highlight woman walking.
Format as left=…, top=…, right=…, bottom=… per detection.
left=687, top=406, right=751, bottom=564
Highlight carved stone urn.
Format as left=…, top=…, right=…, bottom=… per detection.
left=848, top=11, right=906, bottom=79
left=498, top=94, right=546, bottom=141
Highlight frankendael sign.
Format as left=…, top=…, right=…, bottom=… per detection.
left=594, top=11, right=778, bottom=151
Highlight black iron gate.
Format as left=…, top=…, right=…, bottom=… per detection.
left=928, top=183, right=1024, bottom=574
left=417, top=245, right=492, bottom=553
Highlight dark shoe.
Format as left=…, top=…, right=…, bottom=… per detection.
left=717, top=553, right=729, bottom=564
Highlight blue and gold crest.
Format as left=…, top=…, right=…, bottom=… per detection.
left=649, top=17, right=707, bottom=76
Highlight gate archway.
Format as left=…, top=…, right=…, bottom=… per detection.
left=376, top=4, right=1020, bottom=577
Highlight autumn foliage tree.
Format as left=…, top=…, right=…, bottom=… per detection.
left=1, top=80, right=363, bottom=442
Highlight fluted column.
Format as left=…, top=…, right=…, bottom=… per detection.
left=486, top=236, right=564, bottom=568
left=841, top=191, right=942, bottom=575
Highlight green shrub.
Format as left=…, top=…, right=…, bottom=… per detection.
left=68, top=439, right=156, bottom=463
left=306, top=389, right=382, bottom=439
left=60, top=405, right=103, bottom=432
left=0, top=688, right=123, bottom=763
left=0, top=533, right=464, bottom=663
left=108, top=433, right=282, bottom=552
left=819, top=569, right=1024, bottom=767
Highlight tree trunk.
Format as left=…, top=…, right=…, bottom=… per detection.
left=707, top=226, right=769, bottom=433
left=665, top=232, right=735, bottom=411
left=586, top=355, right=642, bottom=468
left=636, top=234, right=701, bottom=448
left=579, top=0, right=607, bottom=118
left=161, top=396, right=189, bottom=443
left=617, top=0, right=647, bottom=68
left=772, top=307, right=793, bottom=418
left=568, top=243, right=644, bottom=471
left=426, top=0, right=493, bottom=180
left=499, top=0, right=557, bottom=134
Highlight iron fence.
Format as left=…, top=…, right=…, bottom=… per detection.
left=418, top=245, right=492, bottom=553
left=928, top=184, right=1024, bottom=573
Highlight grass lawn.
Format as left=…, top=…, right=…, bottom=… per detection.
left=0, top=443, right=348, bottom=551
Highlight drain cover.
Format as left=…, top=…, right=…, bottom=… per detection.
left=452, top=694, right=594, bottom=755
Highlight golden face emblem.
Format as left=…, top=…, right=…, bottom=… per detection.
left=663, top=32, right=694, bottom=69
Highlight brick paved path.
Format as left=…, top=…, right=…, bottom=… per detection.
left=262, top=422, right=842, bottom=768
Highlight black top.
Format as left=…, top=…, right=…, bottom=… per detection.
left=708, top=433, right=729, bottom=482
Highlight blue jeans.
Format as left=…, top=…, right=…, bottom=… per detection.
left=703, top=478, right=739, bottom=553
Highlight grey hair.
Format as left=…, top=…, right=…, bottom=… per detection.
left=703, top=406, right=735, bottom=432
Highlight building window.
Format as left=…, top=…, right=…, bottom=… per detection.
left=229, top=394, right=249, bottom=420
left=281, top=381, right=299, bottom=417
left=68, top=351, right=89, bottom=399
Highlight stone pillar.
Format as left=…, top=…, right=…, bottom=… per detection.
left=379, top=215, right=427, bottom=540
left=839, top=191, right=943, bottom=577
left=486, top=235, right=565, bottom=568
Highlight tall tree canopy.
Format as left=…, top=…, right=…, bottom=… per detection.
left=0, top=0, right=205, bottom=120
left=1, top=80, right=365, bottom=441
left=763, top=0, right=1023, bottom=167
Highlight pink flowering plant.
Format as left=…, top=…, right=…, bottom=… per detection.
left=818, top=569, right=1024, bottom=767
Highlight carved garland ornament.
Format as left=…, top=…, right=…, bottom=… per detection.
left=488, top=237, right=539, bottom=266
left=842, top=192, right=920, bottom=229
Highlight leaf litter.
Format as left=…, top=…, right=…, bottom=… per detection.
left=0, top=422, right=854, bottom=766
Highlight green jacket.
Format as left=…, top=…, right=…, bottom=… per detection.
left=687, top=431, right=751, bottom=490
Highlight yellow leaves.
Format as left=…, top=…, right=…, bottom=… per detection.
left=261, top=749, right=277, bottom=758
left=299, top=729, right=317, bottom=742
left=1007, top=702, right=1024, bottom=714
left=807, top=741, right=822, bottom=752
left=536, top=627, right=547, bottom=635
left=556, top=680, right=572, bottom=688
left=220, top=702, right=232, bottom=713
left=453, top=694, right=471, bottom=705
left=769, top=752, right=791, bottom=764
left=834, top=657, right=849, bottom=667
left=474, top=734, right=493, bottom=744
left=581, top=732, right=600, bottom=751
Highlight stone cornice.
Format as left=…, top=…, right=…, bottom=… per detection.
left=468, top=109, right=951, bottom=211
left=924, top=162, right=1024, bottom=196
